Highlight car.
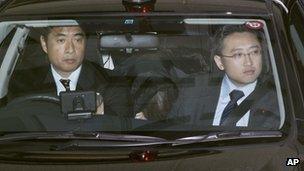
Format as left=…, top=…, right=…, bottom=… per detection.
left=0, top=0, right=303, bottom=170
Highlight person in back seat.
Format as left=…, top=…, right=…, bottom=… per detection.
left=132, top=75, right=178, bottom=121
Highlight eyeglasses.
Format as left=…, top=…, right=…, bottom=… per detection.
left=219, top=49, right=262, bottom=60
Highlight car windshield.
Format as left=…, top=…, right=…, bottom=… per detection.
left=0, top=18, right=285, bottom=139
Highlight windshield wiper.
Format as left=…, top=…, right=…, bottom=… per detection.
left=0, top=132, right=173, bottom=151
left=0, top=132, right=168, bottom=144
left=172, top=130, right=282, bottom=146
left=52, top=130, right=283, bottom=150
left=0, top=131, right=283, bottom=150
left=50, top=132, right=172, bottom=150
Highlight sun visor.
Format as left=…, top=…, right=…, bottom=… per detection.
left=100, top=34, right=159, bottom=49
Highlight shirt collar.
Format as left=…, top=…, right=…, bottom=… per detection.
left=51, top=64, right=82, bottom=93
left=51, top=64, right=82, bottom=80
left=221, top=74, right=257, bottom=99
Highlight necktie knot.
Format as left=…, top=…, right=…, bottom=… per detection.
left=229, top=89, right=244, bottom=102
left=60, top=79, right=71, bottom=91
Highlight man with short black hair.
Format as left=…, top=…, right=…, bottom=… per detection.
left=10, top=25, right=131, bottom=117
left=171, top=25, right=280, bottom=129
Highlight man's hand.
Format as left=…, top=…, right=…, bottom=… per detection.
left=95, top=93, right=104, bottom=115
left=135, top=112, right=147, bottom=120
left=96, top=102, right=104, bottom=115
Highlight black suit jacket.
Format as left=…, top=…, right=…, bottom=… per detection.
left=8, top=60, right=132, bottom=117
left=170, top=72, right=281, bottom=130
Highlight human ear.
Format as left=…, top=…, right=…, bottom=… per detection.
left=40, top=35, right=48, bottom=54
left=214, top=55, right=225, bottom=71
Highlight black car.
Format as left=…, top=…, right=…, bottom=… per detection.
left=0, top=0, right=303, bottom=170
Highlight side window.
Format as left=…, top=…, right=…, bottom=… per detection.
left=0, top=28, right=17, bottom=66
left=289, top=1, right=304, bottom=92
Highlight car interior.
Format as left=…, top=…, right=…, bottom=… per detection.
left=0, top=18, right=284, bottom=131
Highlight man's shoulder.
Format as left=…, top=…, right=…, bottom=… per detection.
left=253, top=75, right=277, bottom=98
left=11, top=65, right=50, bottom=83
left=248, top=76, right=280, bottom=129
left=79, top=60, right=130, bottom=91
left=8, top=65, right=54, bottom=98
left=82, top=60, right=113, bottom=78
left=82, top=60, right=106, bottom=72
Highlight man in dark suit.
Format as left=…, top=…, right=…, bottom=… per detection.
left=9, top=26, right=131, bottom=117
left=170, top=25, right=280, bottom=129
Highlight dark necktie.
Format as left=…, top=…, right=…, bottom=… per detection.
left=60, top=79, right=71, bottom=91
left=220, top=89, right=244, bottom=125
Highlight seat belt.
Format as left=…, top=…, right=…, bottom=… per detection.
left=221, top=83, right=270, bottom=126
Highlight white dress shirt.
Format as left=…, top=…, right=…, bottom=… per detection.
left=213, top=75, right=257, bottom=127
left=51, top=65, right=82, bottom=96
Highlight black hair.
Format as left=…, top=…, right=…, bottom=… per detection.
left=40, top=25, right=86, bottom=40
left=212, top=25, right=264, bottom=57
left=40, top=27, right=53, bottom=39
left=141, top=81, right=178, bottom=120
left=132, top=76, right=178, bottom=120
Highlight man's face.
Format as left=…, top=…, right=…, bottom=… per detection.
left=40, top=26, right=86, bottom=77
left=214, top=32, right=262, bottom=87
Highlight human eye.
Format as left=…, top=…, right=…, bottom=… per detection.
left=233, top=52, right=244, bottom=59
left=74, top=36, right=84, bottom=43
left=56, top=38, right=65, bottom=44
left=253, top=49, right=261, bottom=55
left=249, top=49, right=261, bottom=57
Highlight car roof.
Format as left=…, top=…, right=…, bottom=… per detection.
left=0, top=0, right=274, bottom=19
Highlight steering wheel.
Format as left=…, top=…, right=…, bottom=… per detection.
left=0, top=94, right=61, bottom=131
left=6, top=94, right=60, bottom=107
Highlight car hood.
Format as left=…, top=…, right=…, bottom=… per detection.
left=0, top=142, right=297, bottom=170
